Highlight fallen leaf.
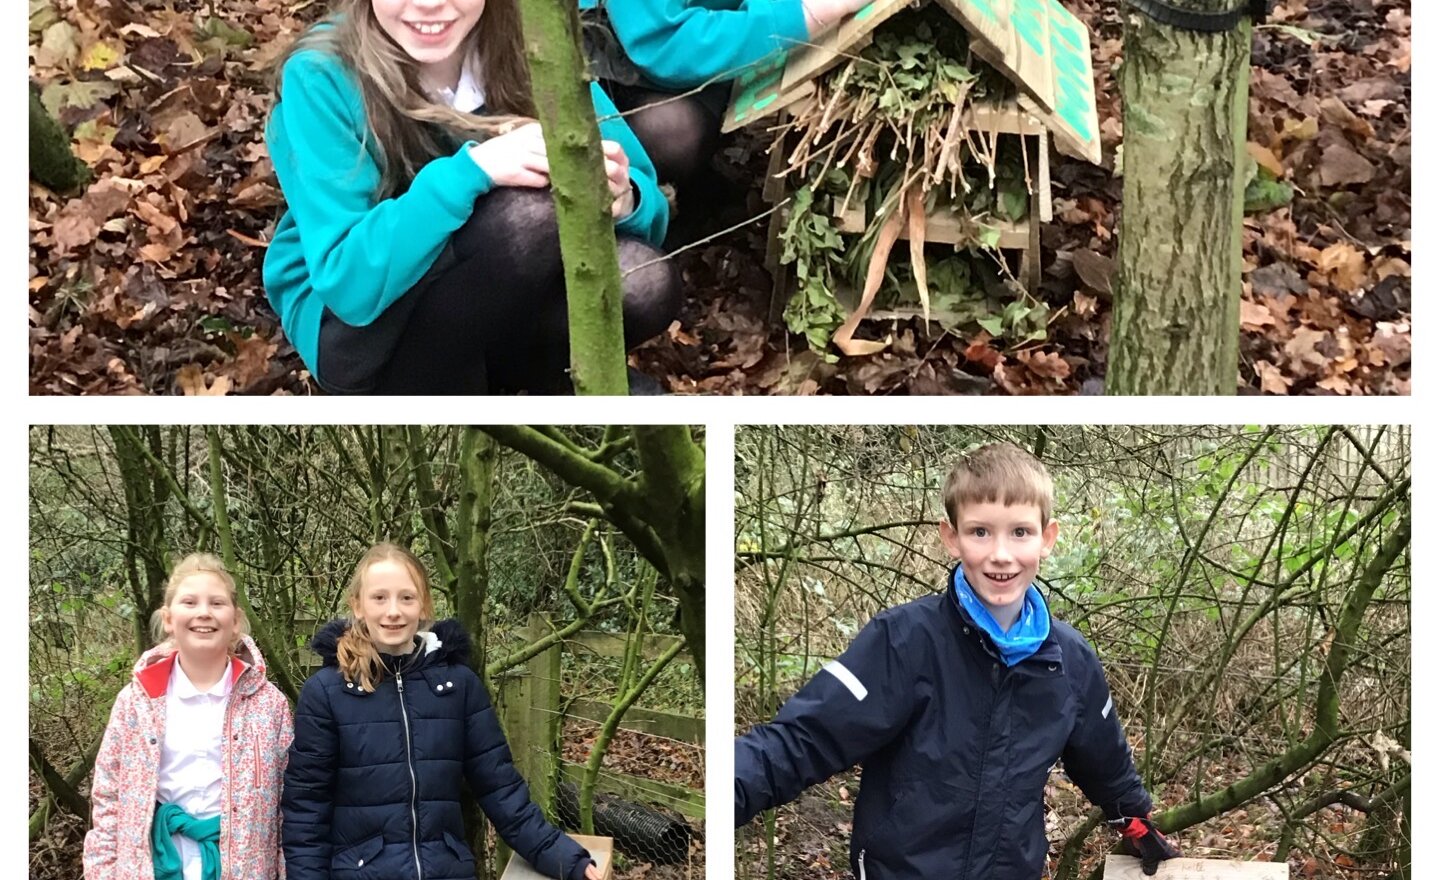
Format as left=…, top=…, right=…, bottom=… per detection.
left=1239, top=299, right=1275, bottom=330
left=1247, top=141, right=1285, bottom=178
left=1315, top=242, right=1367, bottom=292
left=1318, top=143, right=1376, bottom=186
left=176, top=364, right=232, bottom=396
left=1072, top=248, right=1114, bottom=296
left=1254, top=360, right=1292, bottom=394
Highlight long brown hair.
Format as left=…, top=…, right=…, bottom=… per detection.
left=275, top=0, right=537, bottom=199
left=336, top=542, right=436, bottom=691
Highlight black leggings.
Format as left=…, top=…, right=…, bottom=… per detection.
left=604, top=81, right=728, bottom=187
left=317, top=188, right=680, bottom=395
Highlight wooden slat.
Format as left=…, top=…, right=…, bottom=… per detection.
left=965, top=99, right=1048, bottom=137
left=565, top=630, right=687, bottom=663
left=1041, top=0, right=1101, bottom=162
left=567, top=699, right=705, bottom=745
left=723, top=52, right=792, bottom=132
left=559, top=763, right=706, bottom=820
left=1103, top=856, right=1289, bottom=880
left=779, top=0, right=910, bottom=94
left=835, top=204, right=1033, bottom=249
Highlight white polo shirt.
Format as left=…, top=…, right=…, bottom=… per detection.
left=156, top=659, right=232, bottom=880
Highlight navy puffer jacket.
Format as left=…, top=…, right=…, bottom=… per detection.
left=735, top=574, right=1153, bottom=880
left=283, top=619, right=590, bottom=880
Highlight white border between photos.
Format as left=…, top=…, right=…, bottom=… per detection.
left=14, top=1, right=1434, bottom=872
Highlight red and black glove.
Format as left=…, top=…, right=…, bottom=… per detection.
left=1108, top=814, right=1181, bottom=875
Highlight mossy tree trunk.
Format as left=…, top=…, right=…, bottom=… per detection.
left=516, top=0, right=629, bottom=395
left=30, top=85, right=88, bottom=192
left=1109, top=2, right=1250, bottom=394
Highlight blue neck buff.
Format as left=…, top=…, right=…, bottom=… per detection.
left=952, top=566, right=1051, bottom=667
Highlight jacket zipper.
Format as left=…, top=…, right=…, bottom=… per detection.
left=397, top=672, right=424, bottom=880
left=858, top=848, right=867, bottom=880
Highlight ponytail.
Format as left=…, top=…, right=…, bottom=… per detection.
left=336, top=619, right=384, bottom=692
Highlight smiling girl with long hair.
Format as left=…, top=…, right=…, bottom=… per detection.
left=283, top=543, right=602, bottom=880
left=266, top=0, right=679, bottom=394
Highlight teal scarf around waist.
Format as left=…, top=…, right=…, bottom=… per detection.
left=952, top=566, right=1051, bottom=667
left=152, top=803, right=221, bottom=880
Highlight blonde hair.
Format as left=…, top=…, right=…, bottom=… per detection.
left=337, top=542, right=435, bottom=691
left=274, top=0, right=536, bottom=200
left=149, top=553, right=252, bottom=649
left=943, top=443, right=1055, bottom=527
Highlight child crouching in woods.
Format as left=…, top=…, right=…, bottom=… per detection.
left=734, top=443, right=1183, bottom=879
left=266, top=0, right=679, bottom=395
left=83, top=554, right=293, bottom=880
left=283, top=543, right=603, bottom=880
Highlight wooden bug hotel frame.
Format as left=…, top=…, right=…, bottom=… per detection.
left=723, top=0, right=1103, bottom=350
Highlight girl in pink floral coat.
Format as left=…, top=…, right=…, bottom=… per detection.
left=83, top=554, right=293, bottom=880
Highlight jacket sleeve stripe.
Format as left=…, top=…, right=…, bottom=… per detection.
left=1102, top=694, right=1113, bottom=718
left=822, top=660, right=868, bottom=701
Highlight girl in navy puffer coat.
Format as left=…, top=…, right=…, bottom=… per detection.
left=283, top=543, right=600, bottom=880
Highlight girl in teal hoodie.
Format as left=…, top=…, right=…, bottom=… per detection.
left=581, top=0, right=872, bottom=185
left=265, top=0, right=678, bottom=394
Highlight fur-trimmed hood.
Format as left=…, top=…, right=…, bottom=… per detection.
left=310, top=617, right=473, bottom=667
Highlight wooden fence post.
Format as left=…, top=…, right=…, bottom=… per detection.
left=495, top=614, right=563, bottom=872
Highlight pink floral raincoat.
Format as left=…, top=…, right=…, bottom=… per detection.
left=83, top=635, right=293, bottom=880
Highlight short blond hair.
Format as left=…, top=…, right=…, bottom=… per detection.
left=942, top=443, right=1054, bottom=526
left=149, top=553, right=252, bottom=648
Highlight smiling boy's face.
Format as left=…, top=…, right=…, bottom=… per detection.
left=940, top=500, right=1059, bottom=617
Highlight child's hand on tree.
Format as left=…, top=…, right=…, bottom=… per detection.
left=469, top=123, right=550, bottom=188
left=602, top=140, right=635, bottom=219
left=1108, top=815, right=1181, bottom=876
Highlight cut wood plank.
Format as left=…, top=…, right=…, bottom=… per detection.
left=1103, top=856, right=1288, bottom=880
left=567, top=699, right=704, bottom=744
left=723, top=52, right=792, bottom=132
left=565, top=630, right=687, bottom=662
left=779, top=0, right=911, bottom=94
left=835, top=204, right=1032, bottom=249
left=503, top=835, right=613, bottom=880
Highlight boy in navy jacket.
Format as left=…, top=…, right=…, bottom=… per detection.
left=735, top=443, right=1181, bottom=880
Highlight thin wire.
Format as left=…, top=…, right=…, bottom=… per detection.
left=622, top=201, right=789, bottom=277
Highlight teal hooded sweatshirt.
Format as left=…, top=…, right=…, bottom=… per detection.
left=263, top=47, right=669, bottom=382
left=581, top=0, right=809, bottom=89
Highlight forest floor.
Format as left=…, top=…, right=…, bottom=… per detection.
left=28, top=0, right=1409, bottom=394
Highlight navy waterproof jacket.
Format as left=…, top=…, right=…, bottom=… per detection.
left=734, top=576, right=1152, bottom=880
left=283, top=619, right=591, bottom=880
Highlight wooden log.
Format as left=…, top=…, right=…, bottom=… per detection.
left=1103, top=856, right=1288, bottom=880
left=502, top=834, right=614, bottom=880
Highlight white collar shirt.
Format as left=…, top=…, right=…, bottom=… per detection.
left=157, top=659, right=232, bottom=880
left=434, top=58, right=486, bottom=112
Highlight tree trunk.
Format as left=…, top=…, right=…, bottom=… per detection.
left=515, top=0, right=629, bottom=395
left=30, top=84, right=88, bottom=192
left=1109, top=2, right=1250, bottom=394
left=454, top=428, right=497, bottom=879
left=109, top=426, right=170, bottom=655
left=633, top=426, right=707, bottom=684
